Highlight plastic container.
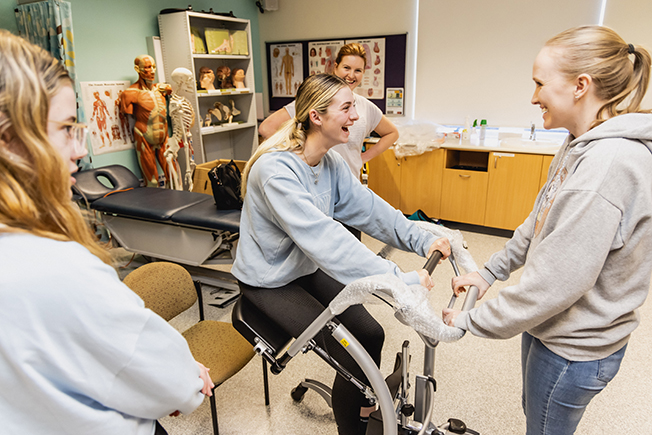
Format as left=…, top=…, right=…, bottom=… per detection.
left=462, top=116, right=470, bottom=140
left=479, top=119, right=487, bottom=142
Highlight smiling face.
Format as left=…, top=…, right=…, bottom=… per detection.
left=47, top=85, right=87, bottom=189
left=334, top=55, right=365, bottom=90
left=531, top=46, right=578, bottom=134
left=314, top=86, right=359, bottom=146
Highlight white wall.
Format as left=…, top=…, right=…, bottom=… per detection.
left=415, top=0, right=601, bottom=128
left=258, top=0, right=649, bottom=128
left=257, top=0, right=418, bottom=117
left=604, top=0, right=652, bottom=111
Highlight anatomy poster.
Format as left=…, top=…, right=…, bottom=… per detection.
left=346, top=38, right=385, bottom=99
left=80, top=81, right=135, bottom=155
left=270, top=43, right=303, bottom=97
left=308, top=40, right=343, bottom=76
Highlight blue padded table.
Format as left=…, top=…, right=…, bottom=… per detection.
left=73, top=165, right=242, bottom=297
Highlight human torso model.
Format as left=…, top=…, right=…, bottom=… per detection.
left=167, top=67, right=196, bottom=191
left=118, top=55, right=172, bottom=187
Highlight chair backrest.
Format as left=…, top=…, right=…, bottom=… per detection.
left=124, top=262, right=197, bottom=321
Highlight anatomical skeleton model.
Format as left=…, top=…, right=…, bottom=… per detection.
left=166, top=67, right=196, bottom=191
left=118, top=55, right=172, bottom=187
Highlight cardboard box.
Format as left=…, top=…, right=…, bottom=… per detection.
left=192, top=159, right=247, bottom=196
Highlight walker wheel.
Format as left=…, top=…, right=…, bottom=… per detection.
left=291, top=384, right=308, bottom=402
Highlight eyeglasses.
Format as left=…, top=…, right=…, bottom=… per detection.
left=49, top=120, right=88, bottom=155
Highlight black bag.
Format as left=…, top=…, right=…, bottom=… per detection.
left=208, top=160, right=243, bottom=210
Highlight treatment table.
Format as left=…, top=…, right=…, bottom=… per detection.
left=73, top=165, right=241, bottom=306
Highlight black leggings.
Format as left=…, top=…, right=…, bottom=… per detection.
left=239, top=269, right=385, bottom=435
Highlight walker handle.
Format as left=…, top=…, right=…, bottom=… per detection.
left=423, top=250, right=443, bottom=275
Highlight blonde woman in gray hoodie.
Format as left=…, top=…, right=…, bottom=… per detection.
left=443, top=26, right=652, bottom=435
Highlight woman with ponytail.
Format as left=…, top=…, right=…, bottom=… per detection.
left=233, top=73, right=449, bottom=435
left=444, top=26, right=652, bottom=435
left=0, top=31, right=211, bottom=435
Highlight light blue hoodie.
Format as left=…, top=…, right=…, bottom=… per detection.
left=232, top=149, right=436, bottom=288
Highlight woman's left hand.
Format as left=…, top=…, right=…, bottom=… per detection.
left=442, top=308, right=461, bottom=327
left=197, top=361, right=215, bottom=396
left=428, top=237, right=451, bottom=261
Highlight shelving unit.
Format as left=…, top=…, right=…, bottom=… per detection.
left=158, top=11, right=257, bottom=164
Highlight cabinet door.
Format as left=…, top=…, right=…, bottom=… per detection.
left=485, top=152, right=543, bottom=230
left=539, top=155, right=554, bottom=190
left=367, top=147, right=402, bottom=209
left=440, top=169, right=488, bottom=226
left=400, top=149, right=444, bottom=218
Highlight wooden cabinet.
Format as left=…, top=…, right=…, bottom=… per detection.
left=158, top=11, right=257, bottom=164
left=400, top=150, right=444, bottom=218
left=484, top=152, right=543, bottom=230
left=439, top=150, right=489, bottom=226
left=367, top=148, right=444, bottom=217
left=539, top=155, right=554, bottom=190
left=367, top=144, right=556, bottom=231
left=440, top=168, right=488, bottom=225
left=367, top=147, right=401, bottom=210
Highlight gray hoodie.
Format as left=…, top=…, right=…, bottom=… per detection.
left=456, top=113, right=652, bottom=361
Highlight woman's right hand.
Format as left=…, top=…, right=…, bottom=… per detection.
left=451, top=271, right=491, bottom=300
left=417, top=269, right=434, bottom=290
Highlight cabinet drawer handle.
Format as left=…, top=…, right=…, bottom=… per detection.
left=459, top=174, right=471, bottom=179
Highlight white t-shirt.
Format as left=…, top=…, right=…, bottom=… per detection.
left=284, top=94, right=383, bottom=174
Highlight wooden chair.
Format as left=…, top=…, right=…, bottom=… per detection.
left=124, top=262, right=254, bottom=435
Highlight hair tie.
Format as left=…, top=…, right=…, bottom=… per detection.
left=294, top=117, right=302, bottom=130
left=628, top=43, right=635, bottom=54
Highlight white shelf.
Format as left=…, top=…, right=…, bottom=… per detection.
left=197, top=88, right=251, bottom=97
left=193, top=54, right=250, bottom=60
left=201, top=122, right=256, bottom=135
left=158, top=11, right=258, bottom=164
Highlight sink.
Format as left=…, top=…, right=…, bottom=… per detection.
left=500, top=137, right=561, bottom=149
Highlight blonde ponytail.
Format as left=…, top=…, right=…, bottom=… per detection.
left=242, top=74, right=346, bottom=197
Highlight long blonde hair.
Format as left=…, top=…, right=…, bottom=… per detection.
left=546, top=25, right=651, bottom=128
left=242, top=74, right=346, bottom=197
left=0, top=30, right=111, bottom=264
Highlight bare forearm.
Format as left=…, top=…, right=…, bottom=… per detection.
left=361, top=131, right=398, bottom=162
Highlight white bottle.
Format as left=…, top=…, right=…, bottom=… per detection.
left=462, top=116, right=470, bottom=141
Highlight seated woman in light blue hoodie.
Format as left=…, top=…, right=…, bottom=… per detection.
left=232, top=73, right=449, bottom=435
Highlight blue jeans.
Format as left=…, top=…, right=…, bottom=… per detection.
left=521, top=332, right=626, bottom=435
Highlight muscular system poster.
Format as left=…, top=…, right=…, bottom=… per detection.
left=80, top=81, right=135, bottom=155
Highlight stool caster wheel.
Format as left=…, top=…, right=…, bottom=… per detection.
left=291, top=384, right=308, bottom=402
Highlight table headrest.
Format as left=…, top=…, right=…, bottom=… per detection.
left=72, top=165, right=140, bottom=202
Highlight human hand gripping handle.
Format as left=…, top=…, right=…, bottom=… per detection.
left=418, top=237, right=451, bottom=290
left=443, top=271, right=490, bottom=327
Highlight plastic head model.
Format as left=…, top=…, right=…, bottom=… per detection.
left=215, top=65, right=233, bottom=89
left=134, top=55, right=156, bottom=87
left=198, top=66, right=215, bottom=90
left=231, top=68, right=245, bottom=88
left=171, top=67, right=195, bottom=94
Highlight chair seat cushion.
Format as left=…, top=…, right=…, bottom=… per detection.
left=183, top=321, right=255, bottom=385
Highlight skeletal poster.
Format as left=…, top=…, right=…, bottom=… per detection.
left=270, top=43, right=303, bottom=97
left=345, top=38, right=385, bottom=99
left=80, top=81, right=135, bottom=155
left=307, top=40, right=343, bottom=76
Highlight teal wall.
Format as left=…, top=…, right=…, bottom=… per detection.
left=1, top=0, right=262, bottom=175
